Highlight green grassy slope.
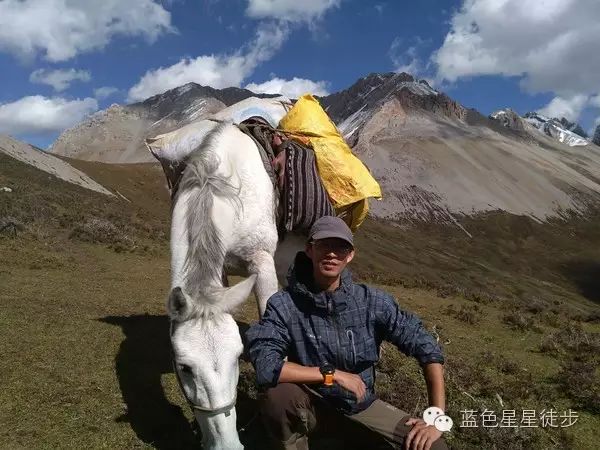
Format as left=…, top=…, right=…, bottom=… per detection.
left=1, top=153, right=598, bottom=449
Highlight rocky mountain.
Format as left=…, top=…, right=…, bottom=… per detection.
left=488, top=109, right=527, bottom=133
left=132, top=83, right=279, bottom=119
left=319, top=72, right=467, bottom=146
left=593, top=125, right=600, bottom=146
left=0, top=134, right=112, bottom=196
left=558, top=117, right=587, bottom=138
left=324, top=75, right=600, bottom=223
left=49, top=83, right=278, bottom=163
left=490, top=109, right=590, bottom=147
left=47, top=72, right=600, bottom=225
left=522, top=112, right=590, bottom=146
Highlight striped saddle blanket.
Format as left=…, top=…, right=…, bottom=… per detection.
left=238, top=118, right=334, bottom=237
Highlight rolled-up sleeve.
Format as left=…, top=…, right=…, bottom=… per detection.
left=245, top=296, right=291, bottom=387
left=373, top=289, right=444, bottom=366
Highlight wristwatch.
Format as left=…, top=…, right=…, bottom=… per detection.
left=320, top=363, right=335, bottom=386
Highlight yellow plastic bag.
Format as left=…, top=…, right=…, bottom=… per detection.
left=278, top=94, right=382, bottom=230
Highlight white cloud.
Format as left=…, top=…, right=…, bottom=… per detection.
left=127, top=1, right=339, bottom=103
left=390, top=39, right=421, bottom=76
left=246, top=0, right=340, bottom=23
left=246, top=77, right=329, bottom=98
left=389, top=37, right=431, bottom=78
left=537, top=95, right=589, bottom=121
left=590, top=95, right=600, bottom=109
left=0, top=0, right=172, bottom=62
left=127, top=22, right=289, bottom=102
left=29, top=68, right=91, bottom=92
left=94, top=86, right=120, bottom=100
left=433, top=0, right=600, bottom=97
left=0, top=96, right=98, bottom=136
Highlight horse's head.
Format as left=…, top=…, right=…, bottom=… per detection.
left=167, top=275, right=256, bottom=450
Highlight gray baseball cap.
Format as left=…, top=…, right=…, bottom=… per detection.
left=308, top=216, right=354, bottom=247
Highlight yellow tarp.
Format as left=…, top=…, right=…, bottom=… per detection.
left=278, top=94, right=382, bottom=230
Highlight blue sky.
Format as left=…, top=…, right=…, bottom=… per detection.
left=0, top=0, right=598, bottom=148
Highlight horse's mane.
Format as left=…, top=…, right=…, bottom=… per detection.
left=175, top=122, right=241, bottom=299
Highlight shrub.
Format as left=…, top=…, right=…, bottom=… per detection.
left=70, top=217, right=136, bottom=250
left=575, top=311, right=600, bottom=324
left=557, top=358, right=600, bottom=413
left=499, top=359, right=520, bottom=375
left=445, top=304, right=481, bottom=324
left=465, top=290, right=498, bottom=304
left=0, top=216, right=25, bottom=238
left=70, top=217, right=119, bottom=243
left=539, top=323, right=600, bottom=356
left=538, top=311, right=561, bottom=327
left=502, top=312, right=539, bottom=332
left=524, top=298, right=546, bottom=314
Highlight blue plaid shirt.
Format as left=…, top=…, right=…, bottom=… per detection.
left=245, top=251, right=444, bottom=413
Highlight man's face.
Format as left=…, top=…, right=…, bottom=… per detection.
left=306, top=238, right=355, bottom=279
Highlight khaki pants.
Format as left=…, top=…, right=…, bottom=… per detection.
left=259, top=383, right=449, bottom=450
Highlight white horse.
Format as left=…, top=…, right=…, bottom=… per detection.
left=167, top=121, right=305, bottom=449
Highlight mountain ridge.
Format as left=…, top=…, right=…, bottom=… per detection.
left=0, top=134, right=113, bottom=196
left=44, top=72, right=600, bottom=224
left=490, top=109, right=592, bottom=147
left=49, top=83, right=280, bottom=163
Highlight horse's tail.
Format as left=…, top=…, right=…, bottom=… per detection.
left=176, top=123, right=239, bottom=296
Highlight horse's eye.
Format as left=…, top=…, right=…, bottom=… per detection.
left=179, top=364, right=192, bottom=374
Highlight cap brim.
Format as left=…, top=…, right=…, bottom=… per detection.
left=310, top=231, right=354, bottom=246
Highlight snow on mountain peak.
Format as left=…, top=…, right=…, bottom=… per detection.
left=490, top=109, right=590, bottom=147
left=523, top=112, right=589, bottom=147
left=175, top=83, right=196, bottom=96
left=321, top=72, right=443, bottom=143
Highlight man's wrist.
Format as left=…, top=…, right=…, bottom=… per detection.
left=319, top=363, right=335, bottom=386
left=278, top=361, right=333, bottom=384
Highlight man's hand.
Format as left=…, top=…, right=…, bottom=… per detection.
left=334, top=370, right=366, bottom=402
left=404, top=418, right=443, bottom=450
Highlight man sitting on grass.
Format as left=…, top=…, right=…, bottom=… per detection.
left=246, top=216, right=449, bottom=450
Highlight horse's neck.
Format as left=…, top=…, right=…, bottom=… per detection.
left=170, top=186, right=226, bottom=294
left=188, top=270, right=225, bottom=298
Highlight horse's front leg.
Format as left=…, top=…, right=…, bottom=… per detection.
left=248, top=250, right=278, bottom=316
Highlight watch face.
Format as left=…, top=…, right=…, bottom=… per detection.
left=320, top=363, right=334, bottom=374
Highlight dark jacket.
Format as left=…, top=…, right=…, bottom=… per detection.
left=245, top=252, right=444, bottom=414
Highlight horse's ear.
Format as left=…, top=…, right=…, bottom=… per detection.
left=214, top=274, right=257, bottom=313
left=167, top=287, right=194, bottom=321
